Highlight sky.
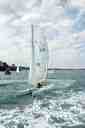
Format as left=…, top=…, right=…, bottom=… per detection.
left=0, top=0, right=85, bottom=68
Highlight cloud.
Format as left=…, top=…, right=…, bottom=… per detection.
left=0, top=0, right=84, bottom=68
left=71, top=0, right=85, bottom=8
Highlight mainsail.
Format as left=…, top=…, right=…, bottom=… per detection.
left=29, top=24, right=48, bottom=87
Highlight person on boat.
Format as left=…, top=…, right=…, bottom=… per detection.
left=5, top=67, right=11, bottom=75
left=37, top=83, right=43, bottom=88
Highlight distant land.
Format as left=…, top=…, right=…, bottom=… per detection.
left=0, top=60, right=29, bottom=72
left=48, top=68, right=85, bottom=70
left=0, top=60, right=84, bottom=72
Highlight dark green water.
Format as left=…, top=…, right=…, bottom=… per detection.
left=0, top=70, right=85, bottom=128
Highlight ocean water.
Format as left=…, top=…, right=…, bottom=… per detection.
left=0, top=70, right=85, bottom=128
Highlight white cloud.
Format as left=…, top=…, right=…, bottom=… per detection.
left=71, top=0, right=85, bottom=8
left=0, top=0, right=84, bottom=68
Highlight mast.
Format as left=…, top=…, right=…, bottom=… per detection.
left=29, top=24, right=35, bottom=86
left=31, top=24, right=35, bottom=65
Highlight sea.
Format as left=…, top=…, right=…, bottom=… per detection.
left=0, top=69, right=85, bottom=128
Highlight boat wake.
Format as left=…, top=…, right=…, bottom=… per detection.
left=0, top=79, right=76, bottom=104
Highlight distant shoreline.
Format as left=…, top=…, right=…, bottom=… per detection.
left=48, top=68, right=85, bottom=70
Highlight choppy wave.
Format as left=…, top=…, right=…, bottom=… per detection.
left=0, top=70, right=85, bottom=128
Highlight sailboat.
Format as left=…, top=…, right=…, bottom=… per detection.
left=16, top=65, right=19, bottom=73
left=29, top=24, right=48, bottom=88
left=17, top=24, right=49, bottom=97
left=7, top=24, right=49, bottom=97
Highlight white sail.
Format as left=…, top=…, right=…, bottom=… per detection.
left=16, top=66, right=19, bottom=73
left=29, top=24, right=48, bottom=87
